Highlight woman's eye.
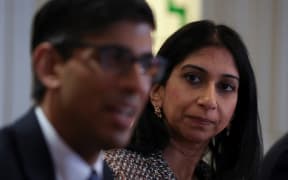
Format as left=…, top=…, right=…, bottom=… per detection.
left=219, top=83, right=236, bottom=92
left=184, top=74, right=200, bottom=84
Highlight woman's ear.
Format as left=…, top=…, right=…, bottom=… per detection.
left=150, top=84, right=164, bottom=107
left=32, top=42, right=63, bottom=89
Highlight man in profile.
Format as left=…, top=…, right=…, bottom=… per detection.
left=0, top=0, right=163, bottom=179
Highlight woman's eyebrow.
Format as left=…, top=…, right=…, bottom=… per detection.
left=181, top=64, right=239, bottom=81
left=181, top=64, right=206, bottom=72
left=223, top=74, right=239, bottom=81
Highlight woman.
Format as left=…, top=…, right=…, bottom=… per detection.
left=105, top=20, right=263, bottom=180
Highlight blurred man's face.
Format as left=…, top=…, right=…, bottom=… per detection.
left=54, top=21, right=154, bottom=149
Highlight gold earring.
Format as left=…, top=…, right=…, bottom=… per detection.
left=226, top=124, right=231, bottom=136
left=154, top=105, right=162, bottom=119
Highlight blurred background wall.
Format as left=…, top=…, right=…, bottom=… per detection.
left=0, top=0, right=287, bottom=152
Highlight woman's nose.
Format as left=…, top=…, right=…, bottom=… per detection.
left=196, top=84, right=217, bottom=110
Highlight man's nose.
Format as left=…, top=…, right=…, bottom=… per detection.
left=196, top=84, right=217, bottom=110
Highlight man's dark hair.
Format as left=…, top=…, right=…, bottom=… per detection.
left=31, top=0, right=155, bottom=103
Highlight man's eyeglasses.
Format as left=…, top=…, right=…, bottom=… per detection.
left=50, top=38, right=166, bottom=83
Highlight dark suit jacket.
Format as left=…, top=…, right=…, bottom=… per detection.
left=257, top=133, right=288, bottom=180
left=0, top=108, right=114, bottom=180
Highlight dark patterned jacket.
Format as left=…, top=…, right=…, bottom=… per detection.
left=105, top=149, right=212, bottom=180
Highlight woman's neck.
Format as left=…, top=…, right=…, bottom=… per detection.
left=163, top=139, right=208, bottom=180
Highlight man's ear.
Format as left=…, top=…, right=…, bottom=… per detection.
left=32, top=42, right=62, bottom=89
left=150, top=84, right=164, bottom=107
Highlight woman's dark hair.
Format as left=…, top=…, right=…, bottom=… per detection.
left=31, top=0, right=155, bottom=103
left=128, top=20, right=263, bottom=180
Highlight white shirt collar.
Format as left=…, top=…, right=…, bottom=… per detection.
left=35, top=106, right=104, bottom=180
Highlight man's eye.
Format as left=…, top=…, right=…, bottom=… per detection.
left=184, top=73, right=201, bottom=84
left=100, top=49, right=130, bottom=66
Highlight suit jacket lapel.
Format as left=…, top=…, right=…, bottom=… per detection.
left=11, top=108, right=56, bottom=180
left=11, top=108, right=115, bottom=180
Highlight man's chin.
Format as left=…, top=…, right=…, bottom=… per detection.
left=101, top=142, right=128, bottom=150
left=101, top=136, right=131, bottom=150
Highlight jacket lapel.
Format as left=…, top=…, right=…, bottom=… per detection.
left=11, top=108, right=56, bottom=180
left=11, top=108, right=115, bottom=180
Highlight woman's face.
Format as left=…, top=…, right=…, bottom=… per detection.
left=152, top=46, right=239, bottom=143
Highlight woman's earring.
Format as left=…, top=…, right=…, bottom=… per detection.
left=153, top=105, right=162, bottom=119
left=211, top=137, right=216, bottom=146
left=226, top=124, right=231, bottom=136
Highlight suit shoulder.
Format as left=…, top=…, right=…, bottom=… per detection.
left=0, top=124, right=21, bottom=161
left=0, top=125, right=24, bottom=178
left=258, top=133, right=288, bottom=180
left=0, top=125, right=15, bottom=152
left=266, top=133, right=288, bottom=161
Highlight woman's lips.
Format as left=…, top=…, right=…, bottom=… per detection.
left=186, top=115, right=216, bottom=126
